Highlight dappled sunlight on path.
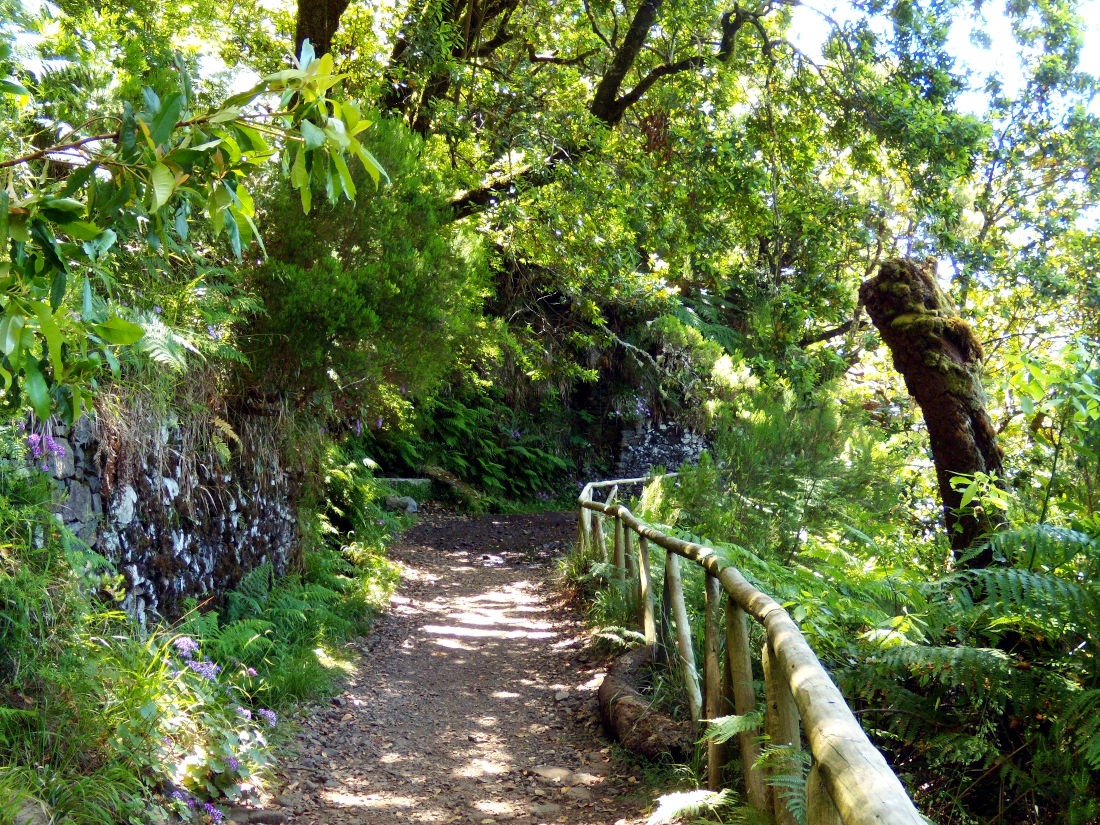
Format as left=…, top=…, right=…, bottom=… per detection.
left=270, top=511, right=648, bottom=825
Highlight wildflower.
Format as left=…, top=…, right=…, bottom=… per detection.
left=257, top=708, right=277, bottom=728
left=25, top=433, right=43, bottom=458
left=187, top=659, right=222, bottom=680
left=172, top=636, right=200, bottom=657
left=227, top=756, right=240, bottom=771
left=204, top=802, right=224, bottom=823
left=154, top=305, right=163, bottom=314
left=170, top=790, right=187, bottom=801
left=236, top=706, right=252, bottom=720
left=246, top=667, right=258, bottom=677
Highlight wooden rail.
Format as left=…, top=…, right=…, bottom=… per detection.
left=578, top=479, right=923, bottom=825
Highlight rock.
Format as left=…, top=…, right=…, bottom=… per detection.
left=531, top=766, right=573, bottom=783
left=111, top=484, right=138, bottom=527
left=13, top=796, right=51, bottom=825
left=562, top=785, right=593, bottom=802
left=384, top=495, right=418, bottom=514
left=59, top=480, right=93, bottom=524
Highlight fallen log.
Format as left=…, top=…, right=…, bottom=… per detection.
left=598, top=645, right=695, bottom=760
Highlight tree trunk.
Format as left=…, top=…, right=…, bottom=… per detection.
left=294, top=0, right=351, bottom=58
left=859, top=259, right=1004, bottom=567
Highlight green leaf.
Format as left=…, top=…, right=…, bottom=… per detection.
left=958, top=479, right=979, bottom=510
left=0, top=190, right=8, bottom=245
left=0, top=312, right=25, bottom=355
left=0, top=78, right=29, bottom=97
left=331, top=151, right=356, bottom=199
left=62, top=220, right=102, bottom=241
left=82, top=228, right=117, bottom=262
left=300, top=120, right=326, bottom=150
left=298, top=38, right=316, bottom=69
left=208, top=106, right=241, bottom=124
left=50, top=268, right=66, bottom=310
left=94, top=316, right=145, bottom=345
left=23, top=360, right=51, bottom=420
left=225, top=208, right=242, bottom=260
left=150, top=163, right=175, bottom=212
left=37, top=196, right=86, bottom=222
left=32, top=302, right=63, bottom=375
left=151, top=92, right=184, bottom=147
left=81, top=277, right=94, bottom=320
left=290, top=146, right=308, bottom=189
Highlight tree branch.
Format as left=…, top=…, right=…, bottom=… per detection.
left=589, top=0, right=664, bottom=124
left=798, top=318, right=869, bottom=348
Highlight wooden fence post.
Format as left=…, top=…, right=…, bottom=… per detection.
left=666, top=552, right=703, bottom=724
left=638, top=535, right=656, bottom=645
left=704, top=573, right=725, bottom=791
left=763, top=638, right=801, bottom=825
left=614, top=513, right=626, bottom=585
left=593, top=513, right=608, bottom=562
left=625, top=528, right=639, bottom=604
left=656, top=550, right=674, bottom=666
left=725, top=599, right=766, bottom=810
left=806, top=763, right=842, bottom=825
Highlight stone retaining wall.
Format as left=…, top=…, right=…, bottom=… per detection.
left=48, top=414, right=298, bottom=625
left=616, top=421, right=708, bottom=478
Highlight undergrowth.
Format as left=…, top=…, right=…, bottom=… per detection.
left=0, top=422, right=401, bottom=825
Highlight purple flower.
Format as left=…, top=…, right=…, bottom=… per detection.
left=204, top=802, right=224, bottom=823
left=25, top=433, right=43, bottom=458
left=187, top=658, right=222, bottom=680
left=187, top=798, right=196, bottom=809
left=236, top=706, right=252, bottom=719
left=154, top=305, right=163, bottom=314
left=44, top=434, right=63, bottom=457
left=171, top=790, right=187, bottom=801
left=246, top=667, right=258, bottom=677
left=227, top=756, right=240, bottom=771
left=173, top=636, right=200, bottom=657
left=257, top=708, right=277, bottom=728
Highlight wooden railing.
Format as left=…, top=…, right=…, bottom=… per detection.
left=578, top=478, right=924, bottom=825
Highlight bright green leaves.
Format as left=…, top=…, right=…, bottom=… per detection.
left=93, top=317, right=146, bottom=346
left=150, top=163, right=176, bottom=212
left=0, top=38, right=387, bottom=423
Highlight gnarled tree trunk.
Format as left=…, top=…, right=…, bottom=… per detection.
left=859, top=259, right=1004, bottom=567
left=294, top=0, right=351, bottom=58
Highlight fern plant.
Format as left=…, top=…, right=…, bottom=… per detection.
left=841, top=523, right=1100, bottom=822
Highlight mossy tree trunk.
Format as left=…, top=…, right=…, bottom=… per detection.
left=859, top=259, right=1005, bottom=567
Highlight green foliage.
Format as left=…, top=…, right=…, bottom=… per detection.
left=0, top=17, right=382, bottom=422
left=362, top=385, right=570, bottom=502
left=249, top=114, right=487, bottom=423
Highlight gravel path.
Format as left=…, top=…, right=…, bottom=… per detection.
left=267, top=510, right=652, bottom=825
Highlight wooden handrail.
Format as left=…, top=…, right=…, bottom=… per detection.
left=578, top=487, right=924, bottom=825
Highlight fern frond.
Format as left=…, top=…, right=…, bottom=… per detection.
left=646, top=789, right=737, bottom=825
left=701, top=711, right=762, bottom=744
left=981, top=524, right=1098, bottom=570
left=1062, top=689, right=1100, bottom=770
left=212, top=416, right=241, bottom=446
left=943, top=567, right=1100, bottom=628
left=134, top=314, right=199, bottom=372
left=877, top=645, right=1015, bottom=699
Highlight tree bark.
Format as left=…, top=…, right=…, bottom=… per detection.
left=859, top=258, right=1004, bottom=567
left=294, top=0, right=351, bottom=58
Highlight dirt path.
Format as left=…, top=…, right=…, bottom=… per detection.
left=268, top=510, right=652, bottom=825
